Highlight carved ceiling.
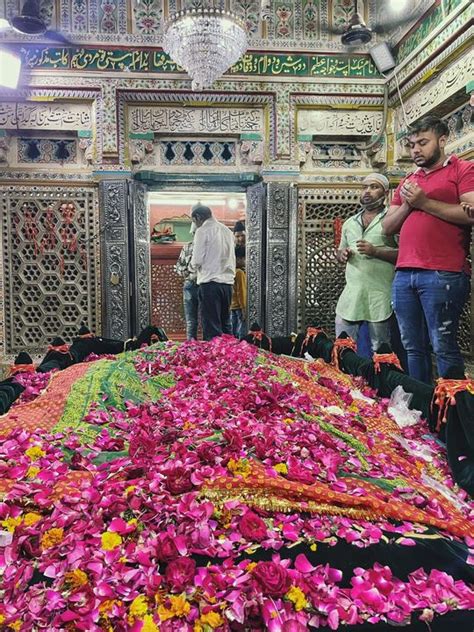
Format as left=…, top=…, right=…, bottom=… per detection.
left=0, top=0, right=436, bottom=52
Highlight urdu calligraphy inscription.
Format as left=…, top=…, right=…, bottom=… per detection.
left=298, top=110, right=383, bottom=136
left=0, top=103, right=92, bottom=131
left=129, top=106, right=264, bottom=135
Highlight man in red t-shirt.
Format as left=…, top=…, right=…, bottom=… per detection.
left=383, top=115, right=474, bottom=383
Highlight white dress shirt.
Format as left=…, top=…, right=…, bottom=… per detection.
left=191, top=217, right=236, bottom=285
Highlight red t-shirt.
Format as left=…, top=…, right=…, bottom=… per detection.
left=392, top=155, right=474, bottom=272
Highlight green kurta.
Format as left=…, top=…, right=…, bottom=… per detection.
left=336, top=209, right=397, bottom=323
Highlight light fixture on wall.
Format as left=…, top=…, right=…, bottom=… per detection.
left=162, top=1, right=248, bottom=91
left=0, top=50, right=21, bottom=88
left=369, top=42, right=396, bottom=74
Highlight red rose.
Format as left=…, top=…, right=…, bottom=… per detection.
left=165, top=466, right=193, bottom=495
left=253, top=561, right=291, bottom=596
left=223, top=429, right=243, bottom=452
left=165, top=557, right=196, bottom=592
left=196, top=442, right=219, bottom=464
left=156, top=534, right=179, bottom=562
left=239, top=511, right=267, bottom=542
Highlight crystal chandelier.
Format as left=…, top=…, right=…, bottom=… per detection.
left=162, top=2, right=248, bottom=91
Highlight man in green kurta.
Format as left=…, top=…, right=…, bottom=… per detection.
left=335, top=173, right=398, bottom=353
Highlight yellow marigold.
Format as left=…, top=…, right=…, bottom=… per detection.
left=127, top=518, right=138, bottom=528
left=169, top=594, right=190, bottom=617
left=194, top=624, right=203, bottom=632
left=26, top=466, right=40, bottom=478
left=157, top=605, right=174, bottom=622
left=101, top=531, right=122, bottom=551
left=41, top=528, right=64, bottom=549
left=246, top=562, right=257, bottom=572
left=199, top=611, right=225, bottom=628
left=1, top=516, right=22, bottom=533
left=125, top=485, right=136, bottom=495
left=310, top=543, right=318, bottom=552
left=286, top=585, right=308, bottom=611
left=141, top=614, right=159, bottom=632
left=10, top=621, right=21, bottom=631
left=129, top=595, right=148, bottom=618
left=274, top=463, right=288, bottom=475
left=99, top=599, right=121, bottom=614
left=25, top=445, right=46, bottom=461
left=227, top=458, right=251, bottom=478
left=65, top=569, right=88, bottom=588
left=23, top=512, right=42, bottom=527
left=283, top=417, right=295, bottom=424
left=0, top=614, right=5, bottom=624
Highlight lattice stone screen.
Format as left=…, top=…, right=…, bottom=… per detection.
left=0, top=186, right=101, bottom=357
left=297, top=187, right=361, bottom=335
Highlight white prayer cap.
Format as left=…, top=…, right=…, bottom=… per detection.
left=362, top=173, right=390, bottom=191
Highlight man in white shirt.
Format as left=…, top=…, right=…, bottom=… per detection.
left=190, top=205, right=236, bottom=340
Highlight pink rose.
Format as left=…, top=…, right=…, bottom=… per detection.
left=253, top=561, right=291, bottom=596
left=239, top=511, right=267, bottom=542
left=165, top=557, right=196, bottom=592
left=156, top=534, right=179, bottom=562
left=165, top=466, right=193, bottom=495
left=196, top=442, right=219, bottom=464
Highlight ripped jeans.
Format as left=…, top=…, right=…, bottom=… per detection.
left=392, top=269, right=470, bottom=383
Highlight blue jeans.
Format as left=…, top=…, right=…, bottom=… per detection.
left=199, top=281, right=233, bottom=341
left=335, top=315, right=391, bottom=354
left=392, top=269, right=470, bottom=383
left=183, top=280, right=199, bottom=340
left=231, top=308, right=247, bottom=340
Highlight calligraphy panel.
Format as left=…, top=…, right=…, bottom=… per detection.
left=298, top=109, right=383, bottom=137
left=128, top=106, right=264, bottom=135
left=0, top=102, right=93, bottom=132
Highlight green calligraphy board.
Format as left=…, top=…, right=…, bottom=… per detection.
left=16, top=46, right=379, bottom=79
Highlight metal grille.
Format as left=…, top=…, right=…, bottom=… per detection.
left=0, top=186, right=100, bottom=356
left=297, top=188, right=361, bottom=335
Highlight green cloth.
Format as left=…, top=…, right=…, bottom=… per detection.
left=336, top=209, right=397, bottom=322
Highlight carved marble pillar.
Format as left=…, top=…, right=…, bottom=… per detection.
left=246, top=182, right=266, bottom=329
left=99, top=179, right=151, bottom=339
left=128, top=181, right=151, bottom=334
left=265, top=183, right=298, bottom=337
left=99, top=179, right=132, bottom=340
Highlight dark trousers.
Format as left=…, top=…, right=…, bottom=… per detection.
left=199, top=281, right=233, bottom=341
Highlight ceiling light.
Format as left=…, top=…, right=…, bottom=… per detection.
left=0, top=50, right=21, bottom=89
left=162, top=3, right=248, bottom=91
left=369, top=42, right=396, bottom=74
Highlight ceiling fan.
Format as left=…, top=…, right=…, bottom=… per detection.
left=331, top=0, right=426, bottom=46
left=0, top=0, right=72, bottom=45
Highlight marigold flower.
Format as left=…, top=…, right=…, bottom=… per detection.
left=141, top=614, right=159, bottom=632
left=1, top=516, right=22, bottom=533
left=199, top=611, right=225, bottom=628
left=274, top=463, right=288, bottom=474
left=283, top=417, right=295, bottom=424
left=25, top=445, right=46, bottom=460
left=41, top=528, right=64, bottom=549
left=65, top=569, right=88, bottom=588
left=286, top=585, right=308, bottom=611
left=157, top=594, right=190, bottom=621
left=0, top=614, right=5, bottom=625
left=129, top=595, right=148, bottom=618
left=101, top=531, right=122, bottom=551
left=10, top=621, right=21, bottom=631
left=26, top=465, right=40, bottom=478
left=125, top=485, right=136, bottom=495
left=23, top=512, right=42, bottom=527
left=227, top=458, right=251, bottom=478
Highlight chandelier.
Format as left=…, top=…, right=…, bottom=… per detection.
left=162, top=2, right=248, bottom=91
